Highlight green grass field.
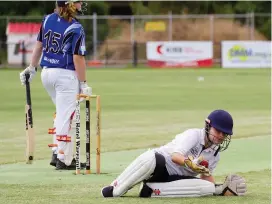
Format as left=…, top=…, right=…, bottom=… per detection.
left=0, top=68, right=271, bottom=204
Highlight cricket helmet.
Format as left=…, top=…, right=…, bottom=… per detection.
left=205, top=109, right=233, bottom=152
left=207, top=109, right=233, bottom=135
left=56, top=0, right=87, bottom=15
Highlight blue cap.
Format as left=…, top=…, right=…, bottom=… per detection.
left=207, top=110, right=233, bottom=135
left=57, top=0, right=68, bottom=7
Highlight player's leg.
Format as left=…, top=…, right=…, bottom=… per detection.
left=101, top=151, right=168, bottom=197
left=48, top=112, right=58, bottom=166
left=41, top=69, right=58, bottom=166
left=139, top=178, right=215, bottom=197
left=54, top=69, right=79, bottom=169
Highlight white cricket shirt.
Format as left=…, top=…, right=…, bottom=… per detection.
left=154, top=128, right=220, bottom=177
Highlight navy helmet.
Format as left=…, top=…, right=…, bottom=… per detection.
left=205, top=109, right=233, bottom=152
left=57, top=0, right=69, bottom=7
left=207, top=109, right=233, bottom=135
left=56, top=0, right=87, bottom=15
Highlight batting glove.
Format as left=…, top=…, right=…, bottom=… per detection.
left=80, top=81, right=92, bottom=97
left=184, top=156, right=210, bottom=174
left=19, top=65, right=37, bottom=85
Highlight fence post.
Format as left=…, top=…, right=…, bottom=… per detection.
left=93, top=12, right=97, bottom=60
left=130, top=15, right=134, bottom=43
left=209, top=15, right=214, bottom=42
left=168, top=11, right=172, bottom=41
left=105, top=40, right=108, bottom=66
left=132, top=41, right=138, bottom=67
left=6, top=16, right=10, bottom=29
left=22, top=41, right=26, bottom=67
left=246, top=13, right=250, bottom=39
left=131, top=15, right=136, bottom=67
left=250, top=12, right=255, bottom=40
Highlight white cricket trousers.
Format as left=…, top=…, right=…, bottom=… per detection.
left=41, top=68, right=79, bottom=166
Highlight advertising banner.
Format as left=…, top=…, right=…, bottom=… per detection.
left=146, top=41, right=213, bottom=68
left=221, top=41, right=271, bottom=68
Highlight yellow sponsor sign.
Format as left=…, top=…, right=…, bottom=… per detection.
left=145, top=21, right=166, bottom=32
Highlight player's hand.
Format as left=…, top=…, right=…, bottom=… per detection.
left=193, top=156, right=211, bottom=176
left=80, top=81, right=92, bottom=96
left=19, top=65, right=37, bottom=85
left=184, top=156, right=210, bottom=174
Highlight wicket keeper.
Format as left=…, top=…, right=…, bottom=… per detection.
left=101, top=109, right=247, bottom=198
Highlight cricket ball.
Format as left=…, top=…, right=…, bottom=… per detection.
left=199, top=160, right=209, bottom=168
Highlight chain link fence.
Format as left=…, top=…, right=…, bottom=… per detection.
left=0, top=13, right=270, bottom=67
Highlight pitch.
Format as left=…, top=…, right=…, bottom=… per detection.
left=0, top=67, right=270, bottom=204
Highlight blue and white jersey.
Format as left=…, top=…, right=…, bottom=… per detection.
left=37, top=13, right=86, bottom=70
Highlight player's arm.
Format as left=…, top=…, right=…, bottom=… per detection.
left=30, top=41, right=43, bottom=68
left=172, top=153, right=209, bottom=174
left=200, top=174, right=215, bottom=183
left=170, top=130, right=197, bottom=165
left=72, top=25, right=92, bottom=96
left=171, top=153, right=186, bottom=166
left=73, top=55, right=86, bottom=82
left=200, top=154, right=219, bottom=183
left=170, top=130, right=209, bottom=174
left=19, top=22, right=43, bottom=85
left=30, top=18, right=44, bottom=68
left=72, top=25, right=87, bottom=82
left=171, top=130, right=199, bottom=166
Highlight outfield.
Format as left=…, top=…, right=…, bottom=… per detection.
left=0, top=68, right=270, bottom=204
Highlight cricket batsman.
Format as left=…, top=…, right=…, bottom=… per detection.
left=101, top=109, right=247, bottom=198
left=19, top=0, right=91, bottom=170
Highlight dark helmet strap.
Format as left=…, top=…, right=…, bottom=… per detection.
left=206, top=120, right=224, bottom=156
left=205, top=121, right=213, bottom=144
left=214, top=146, right=221, bottom=156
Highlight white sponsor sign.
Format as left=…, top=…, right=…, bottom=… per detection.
left=146, top=41, right=213, bottom=68
left=7, top=34, right=37, bottom=65
left=222, top=41, right=271, bottom=68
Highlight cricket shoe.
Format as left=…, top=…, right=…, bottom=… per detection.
left=48, top=143, right=58, bottom=167
left=101, top=186, right=114, bottom=197
left=55, top=158, right=86, bottom=170
left=50, top=153, right=58, bottom=167
left=138, top=182, right=153, bottom=197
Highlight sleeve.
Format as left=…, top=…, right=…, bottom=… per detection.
left=170, top=129, right=199, bottom=156
left=72, top=24, right=86, bottom=56
left=37, top=24, right=43, bottom=42
left=37, top=15, right=47, bottom=42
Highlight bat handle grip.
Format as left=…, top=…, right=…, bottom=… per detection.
left=25, top=73, right=31, bottom=106
left=25, top=73, right=30, bottom=84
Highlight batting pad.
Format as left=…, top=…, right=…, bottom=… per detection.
left=143, top=179, right=215, bottom=197
left=57, top=112, right=77, bottom=166
left=111, top=150, right=156, bottom=197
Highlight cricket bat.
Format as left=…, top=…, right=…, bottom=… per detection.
left=25, top=73, right=35, bottom=164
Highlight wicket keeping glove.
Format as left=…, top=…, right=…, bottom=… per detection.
left=192, top=156, right=211, bottom=176
left=80, top=81, right=92, bottom=97
left=19, top=65, right=37, bottom=85
left=214, top=174, right=247, bottom=196
left=184, top=156, right=210, bottom=174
